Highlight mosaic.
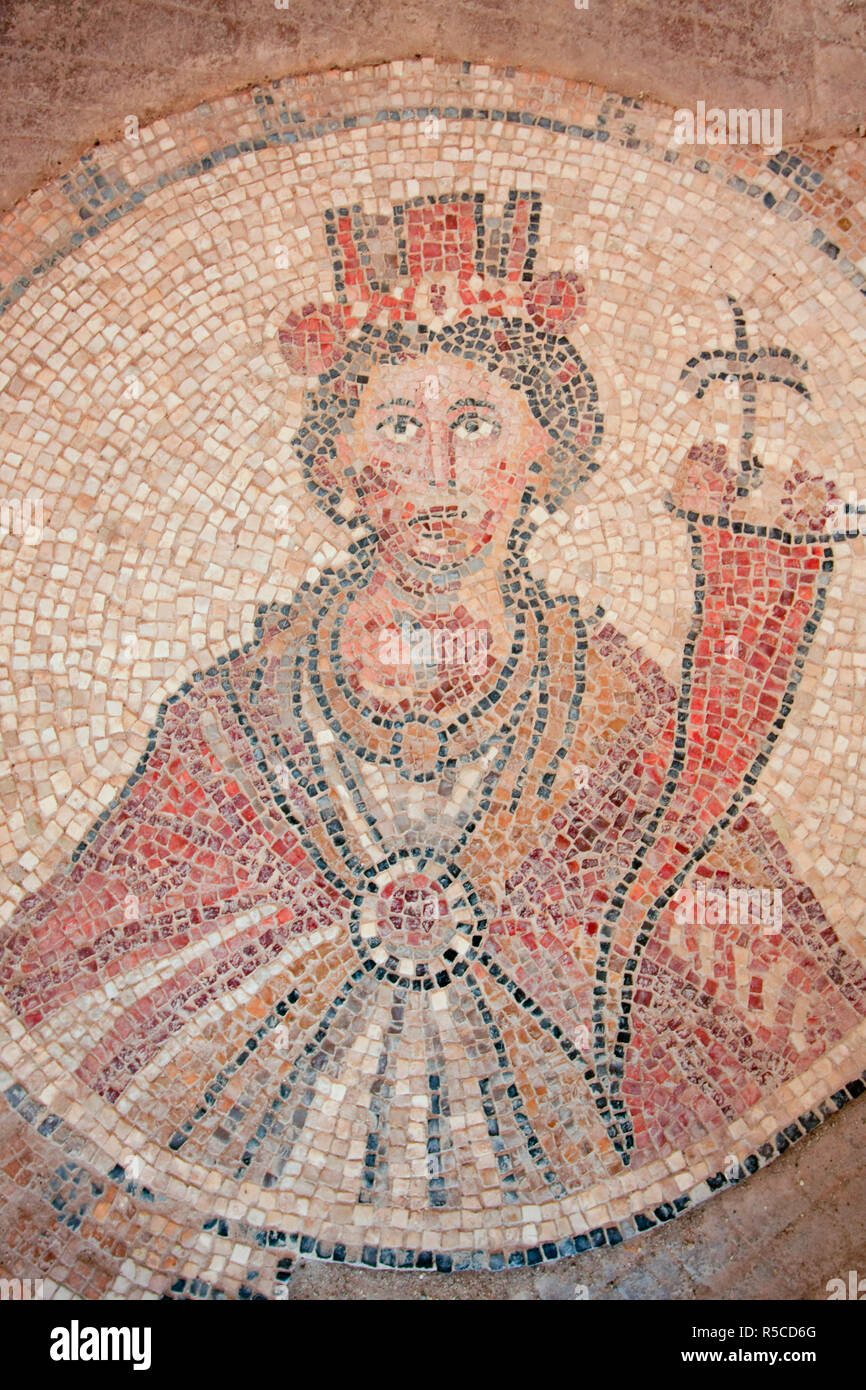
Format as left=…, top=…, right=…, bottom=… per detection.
left=1, top=60, right=866, bottom=1296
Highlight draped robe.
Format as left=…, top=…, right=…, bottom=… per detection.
left=2, top=514, right=864, bottom=1230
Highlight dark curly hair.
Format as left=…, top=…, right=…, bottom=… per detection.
left=291, top=314, right=604, bottom=529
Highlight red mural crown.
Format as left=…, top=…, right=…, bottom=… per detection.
left=277, top=192, right=587, bottom=376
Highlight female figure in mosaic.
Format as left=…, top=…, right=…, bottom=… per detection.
left=3, top=193, right=864, bottom=1254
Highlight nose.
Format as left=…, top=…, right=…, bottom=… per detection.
left=425, top=420, right=455, bottom=489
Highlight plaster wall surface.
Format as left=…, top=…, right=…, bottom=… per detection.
left=1, top=0, right=865, bottom=210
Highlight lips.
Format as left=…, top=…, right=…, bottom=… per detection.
left=408, top=507, right=470, bottom=536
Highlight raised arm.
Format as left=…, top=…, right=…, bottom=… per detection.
left=594, top=436, right=842, bottom=1111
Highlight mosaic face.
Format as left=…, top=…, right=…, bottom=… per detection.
left=338, top=351, right=544, bottom=571
left=1, top=62, right=866, bottom=1297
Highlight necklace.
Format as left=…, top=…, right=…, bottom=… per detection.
left=305, top=561, right=541, bottom=782
left=226, top=561, right=587, bottom=992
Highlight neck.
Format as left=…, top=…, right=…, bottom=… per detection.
left=337, top=556, right=523, bottom=699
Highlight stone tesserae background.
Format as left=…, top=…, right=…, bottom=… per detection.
left=0, top=60, right=865, bottom=1299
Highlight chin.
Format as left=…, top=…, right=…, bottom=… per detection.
left=409, top=533, right=491, bottom=568
left=385, top=526, right=472, bottom=569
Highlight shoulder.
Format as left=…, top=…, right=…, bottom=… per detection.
left=163, top=546, right=373, bottom=715
left=229, top=549, right=373, bottom=694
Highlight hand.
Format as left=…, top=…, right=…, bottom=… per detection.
left=670, top=439, right=841, bottom=534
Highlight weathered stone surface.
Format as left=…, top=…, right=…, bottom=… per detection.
left=0, top=0, right=865, bottom=211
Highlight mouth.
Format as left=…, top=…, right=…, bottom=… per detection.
left=408, top=507, right=471, bottom=536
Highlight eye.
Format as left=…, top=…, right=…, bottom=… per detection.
left=452, top=413, right=499, bottom=441
left=376, top=414, right=423, bottom=442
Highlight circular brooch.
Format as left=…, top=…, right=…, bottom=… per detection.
left=349, top=858, right=487, bottom=989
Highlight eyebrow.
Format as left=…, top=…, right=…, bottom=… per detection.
left=448, top=398, right=496, bottom=410
left=375, top=398, right=417, bottom=410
